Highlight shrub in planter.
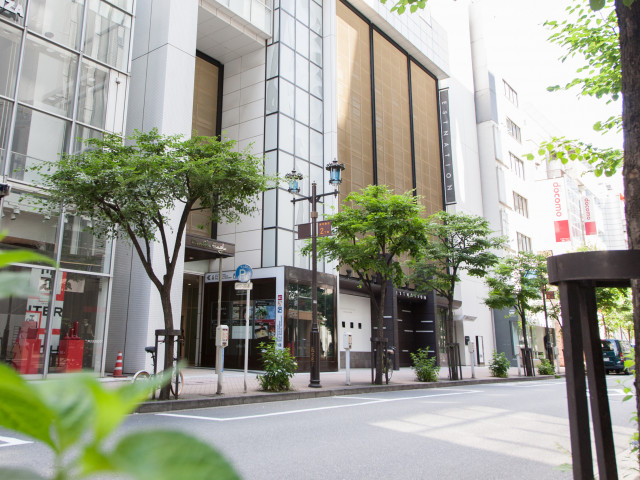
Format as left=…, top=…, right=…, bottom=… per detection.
left=537, top=359, right=555, bottom=375
left=410, top=347, right=440, bottom=382
left=489, top=351, right=510, bottom=378
left=257, top=341, right=298, bottom=392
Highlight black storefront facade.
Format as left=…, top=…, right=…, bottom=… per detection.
left=199, top=266, right=338, bottom=373
left=337, top=276, right=440, bottom=370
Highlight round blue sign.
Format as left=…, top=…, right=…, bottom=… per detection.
left=235, top=264, right=253, bottom=283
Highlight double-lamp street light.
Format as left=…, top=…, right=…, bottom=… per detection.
left=285, top=159, right=345, bottom=388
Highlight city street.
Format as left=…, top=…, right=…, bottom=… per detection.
left=1, top=376, right=636, bottom=479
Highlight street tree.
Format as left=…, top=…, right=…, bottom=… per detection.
left=484, top=253, right=548, bottom=376
left=303, top=185, right=427, bottom=385
left=36, top=129, right=273, bottom=399
left=596, top=287, right=633, bottom=338
left=407, top=211, right=505, bottom=380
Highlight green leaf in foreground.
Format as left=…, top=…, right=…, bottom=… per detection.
left=0, top=364, right=57, bottom=450
left=108, top=431, right=240, bottom=480
left=0, top=248, right=55, bottom=269
left=0, top=468, right=47, bottom=480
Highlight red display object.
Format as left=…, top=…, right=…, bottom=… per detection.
left=11, top=321, right=41, bottom=374
left=59, top=336, right=85, bottom=372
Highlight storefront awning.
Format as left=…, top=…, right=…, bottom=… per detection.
left=184, top=234, right=235, bottom=261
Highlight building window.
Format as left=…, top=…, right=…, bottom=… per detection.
left=500, top=207, right=510, bottom=237
left=517, top=232, right=532, bottom=253
left=503, top=80, right=518, bottom=106
left=510, top=152, right=525, bottom=180
left=513, top=192, right=528, bottom=218
left=506, top=118, right=521, bottom=142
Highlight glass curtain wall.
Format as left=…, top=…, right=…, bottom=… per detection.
left=262, top=0, right=324, bottom=268
left=0, top=0, right=133, bottom=376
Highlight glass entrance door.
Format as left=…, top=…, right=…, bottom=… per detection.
left=181, top=274, right=201, bottom=365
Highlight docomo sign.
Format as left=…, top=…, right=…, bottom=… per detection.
left=552, top=181, right=564, bottom=218
left=583, top=196, right=597, bottom=236
left=549, top=179, right=570, bottom=243
left=0, top=1, right=25, bottom=17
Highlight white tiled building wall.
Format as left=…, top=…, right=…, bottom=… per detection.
left=108, top=0, right=198, bottom=374
left=216, top=48, right=267, bottom=273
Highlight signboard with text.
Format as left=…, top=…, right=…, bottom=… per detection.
left=297, top=220, right=332, bottom=240
left=439, top=89, right=456, bottom=205
left=544, top=178, right=571, bottom=243
left=582, top=195, right=597, bottom=236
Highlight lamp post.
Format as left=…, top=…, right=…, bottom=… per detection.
left=541, top=284, right=555, bottom=367
left=286, top=159, right=345, bottom=388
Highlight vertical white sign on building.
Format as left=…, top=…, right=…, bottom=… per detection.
left=582, top=196, right=597, bottom=236
left=544, top=178, right=571, bottom=243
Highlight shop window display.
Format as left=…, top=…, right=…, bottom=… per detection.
left=0, top=268, right=108, bottom=374
left=286, top=281, right=335, bottom=362
left=0, top=191, right=111, bottom=374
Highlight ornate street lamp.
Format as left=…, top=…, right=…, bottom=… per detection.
left=326, top=159, right=345, bottom=186
left=285, top=170, right=303, bottom=195
left=287, top=159, right=344, bottom=388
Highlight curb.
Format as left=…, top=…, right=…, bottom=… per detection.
left=135, top=374, right=562, bottom=414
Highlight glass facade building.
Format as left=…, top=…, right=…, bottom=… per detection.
left=0, top=0, right=133, bottom=376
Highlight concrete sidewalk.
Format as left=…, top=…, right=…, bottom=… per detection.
left=126, top=364, right=562, bottom=413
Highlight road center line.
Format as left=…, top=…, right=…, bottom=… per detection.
left=157, top=389, right=480, bottom=422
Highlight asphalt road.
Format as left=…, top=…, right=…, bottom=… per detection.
left=1, top=376, right=636, bottom=479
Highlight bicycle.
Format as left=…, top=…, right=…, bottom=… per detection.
left=382, top=346, right=395, bottom=384
left=132, top=346, right=184, bottom=398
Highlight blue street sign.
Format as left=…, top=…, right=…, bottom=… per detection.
left=235, top=264, right=253, bottom=283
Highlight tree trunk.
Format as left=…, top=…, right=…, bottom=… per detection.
left=374, top=278, right=387, bottom=385
left=615, top=0, right=640, bottom=466
left=520, top=309, right=532, bottom=376
left=447, top=297, right=459, bottom=380
left=158, top=286, right=175, bottom=400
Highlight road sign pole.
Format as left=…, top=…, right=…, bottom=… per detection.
left=243, top=287, right=251, bottom=393
left=216, top=259, right=224, bottom=394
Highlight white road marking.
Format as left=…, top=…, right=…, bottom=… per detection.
left=157, top=389, right=480, bottom=422
left=0, top=436, right=32, bottom=448
left=483, top=381, right=565, bottom=388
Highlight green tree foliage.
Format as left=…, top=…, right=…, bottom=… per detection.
left=484, top=253, right=548, bottom=376
left=546, top=2, right=621, bottom=105
left=0, top=364, right=238, bottom=480
left=597, top=287, right=633, bottom=339
left=527, top=138, right=622, bottom=177
left=408, top=211, right=504, bottom=379
left=303, top=185, right=427, bottom=385
left=34, top=129, right=274, bottom=399
left=522, top=0, right=623, bottom=176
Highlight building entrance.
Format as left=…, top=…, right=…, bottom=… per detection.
left=180, top=274, right=202, bottom=366
left=201, top=279, right=276, bottom=370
